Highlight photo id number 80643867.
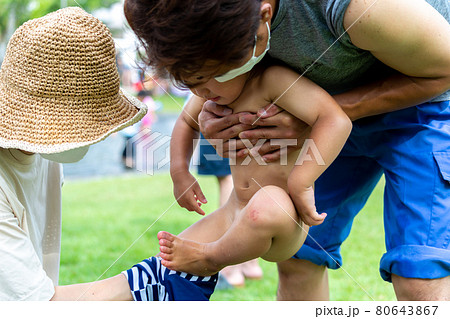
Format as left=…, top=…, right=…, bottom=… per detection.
left=375, top=305, right=438, bottom=316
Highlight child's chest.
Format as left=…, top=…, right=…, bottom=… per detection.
left=228, top=81, right=271, bottom=114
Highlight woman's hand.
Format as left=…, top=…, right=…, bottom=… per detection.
left=171, top=170, right=207, bottom=216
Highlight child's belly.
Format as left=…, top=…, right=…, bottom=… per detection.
left=230, top=154, right=297, bottom=204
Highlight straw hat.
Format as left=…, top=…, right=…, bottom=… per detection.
left=0, top=7, right=147, bottom=154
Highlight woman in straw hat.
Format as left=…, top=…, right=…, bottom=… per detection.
left=0, top=7, right=217, bottom=301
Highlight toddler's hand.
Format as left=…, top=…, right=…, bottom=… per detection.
left=290, top=186, right=326, bottom=226
left=172, top=171, right=207, bottom=216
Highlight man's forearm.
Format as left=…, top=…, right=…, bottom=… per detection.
left=51, top=274, right=132, bottom=301
left=334, top=72, right=450, bottom=121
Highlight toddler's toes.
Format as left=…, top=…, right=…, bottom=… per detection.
left=159, top=252, right=173, bottom=261
left=158, top=238, right=174, bottom=249
left=159, top=244, right=172, bottom=254
left=157, top=231, right=176, bottom=242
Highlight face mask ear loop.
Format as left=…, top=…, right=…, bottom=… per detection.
left=265, top=21, right=271, bottom=50
left=214, top=22, right=270, bottom=83
left=252, top=35, right=258, bottom=57
left=253, top=21, right=270, bottom=57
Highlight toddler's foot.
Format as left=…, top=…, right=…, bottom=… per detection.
left=220, top=264, right=245, bottom=287
left=157, top=231, right=219, bottom=276
left=241, top=259, right=263, bottom=280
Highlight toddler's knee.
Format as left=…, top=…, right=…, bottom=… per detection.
left=245, top=186, right=297, bottom=225
left=257, top=185, right=295, bottom=215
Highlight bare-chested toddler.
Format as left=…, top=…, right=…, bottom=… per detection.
left=157, top=21, right=352, bottom=277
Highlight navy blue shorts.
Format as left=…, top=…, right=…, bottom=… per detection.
left=294, top=101, right=450, bottom=282
left=197, top=134, right=231, bottom=177
left=123, top=257, right=218, bottom=301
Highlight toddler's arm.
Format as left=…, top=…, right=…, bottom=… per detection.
left=262, top=66, right=352, bottom=226
left=170, top=95, right=208, bottom=215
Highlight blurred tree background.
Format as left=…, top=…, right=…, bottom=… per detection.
left=0, top=0, right=119, bottom=61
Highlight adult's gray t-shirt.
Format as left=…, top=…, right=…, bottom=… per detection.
left=269, top=0, right=449, bottom=102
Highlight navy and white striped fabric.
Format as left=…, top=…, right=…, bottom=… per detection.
left=122, top=257, right=218, bottom=301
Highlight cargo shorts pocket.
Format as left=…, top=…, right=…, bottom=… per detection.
left=429, top=151, right=450, bottom=249
left=433, top=152, right=450, bottom=183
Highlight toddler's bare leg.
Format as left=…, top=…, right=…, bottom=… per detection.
left=159, top=185, right=308, bottom=276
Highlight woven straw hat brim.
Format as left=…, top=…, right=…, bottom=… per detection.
left=0, top=76, right=148, bottom=154
left=0, top=7, right=148, bottom=154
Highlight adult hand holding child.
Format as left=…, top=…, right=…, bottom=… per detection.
left=199, top=100, right=310, bottom=162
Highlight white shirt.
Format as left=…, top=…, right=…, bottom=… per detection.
left=0, top=148, right=63, bottom=300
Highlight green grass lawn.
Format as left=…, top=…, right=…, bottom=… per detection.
left=153, top=93, right=187, bottom=114
left=60, top=173, right=396, bottom=301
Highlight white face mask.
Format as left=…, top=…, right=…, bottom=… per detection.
left=40, top=145, right=90, bottom=163
left=215, top=22, right=271, bottom=83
